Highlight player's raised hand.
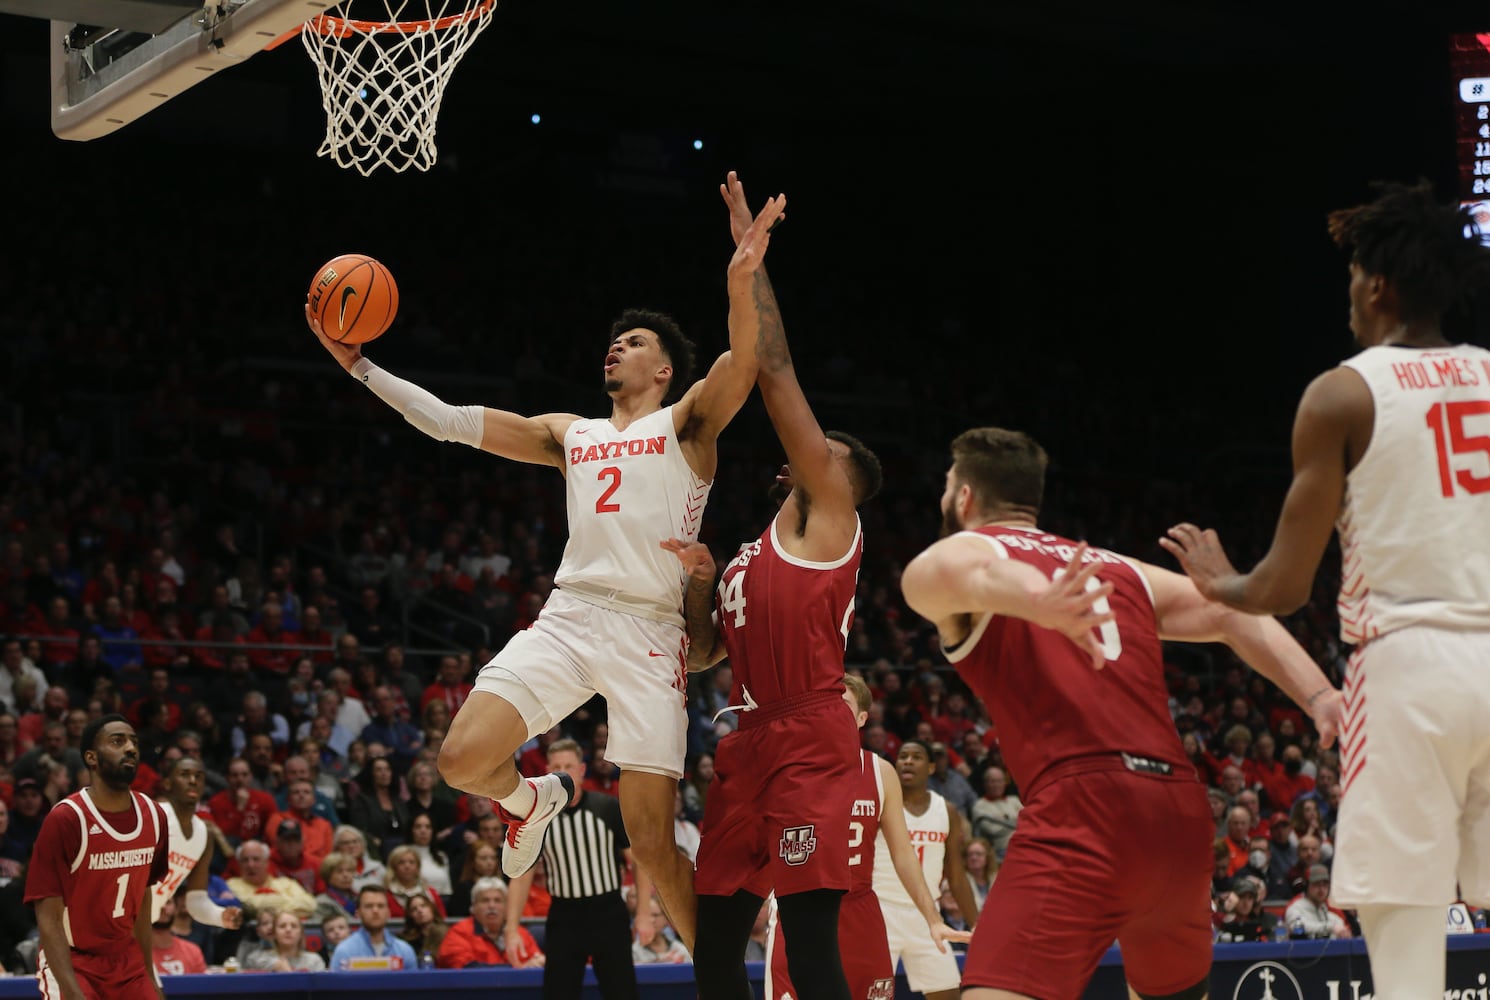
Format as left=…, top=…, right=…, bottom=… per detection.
left=1158, top=523, right=1239, bottom=601
left=720, top=170, right=754, bottom=246
left=305, top=299, right=362, bottom=373
left=1024, top=543, right=1115, bottom=671
left=660, top=538, right=716, bottom=583
left=928, top=920, right=973, bottom=953
left=728, top=194, right=786, bottom=282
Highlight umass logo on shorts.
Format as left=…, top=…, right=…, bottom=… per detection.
left=867, top=978, right=894, bottom=1000
left=778, top=825, right=818, bottom=866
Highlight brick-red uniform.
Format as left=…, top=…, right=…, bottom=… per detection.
left=946, top=526, right=1213, bottom=1000
left=694, top=516, right=863, bottom=899
left=25, top=789, right=170, bottom=1000
left=766, top=749, right=894, bottom=1000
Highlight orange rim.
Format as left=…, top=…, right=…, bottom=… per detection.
left=265, top=0, right=494, bottom=49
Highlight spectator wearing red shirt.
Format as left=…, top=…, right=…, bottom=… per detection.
left=268, top=818, right=324, bottom=895
left=141, top=608, right=190, bottom=669
left=296, top=604, right=337, bottom=666
left=438, top=878, right=542, bottom=968
left=151, top=896, right=208, bottom=976
left=1224, top=806, right=1253, bottom=876
left=246, top=602, right=298, bottom=675
left=420, top=655, right=473, bottom=717
left=207, top=757, right=279, bottom=843
left=267, top=781, right=335, bottom=864
left=1260, top=742, right=1315, bottom=814
left=37, top=597, right=78, bottom=671
left=192, top=620, right=245, bottom=671
left=1244, top=730, right=1284, bottom=792
left=16, top=685, right=68, bottom=749
left=127, top=667, right=182, bottom=733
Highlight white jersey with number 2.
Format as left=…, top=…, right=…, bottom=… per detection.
left=1336, top=344, right=1490, bottom=644
left=872, top=788, right=949, bottom=909
left=555, top=405, right=710, bottom=626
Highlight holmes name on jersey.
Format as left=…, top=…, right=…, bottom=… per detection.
left=569, top=436, right=667, bottom=466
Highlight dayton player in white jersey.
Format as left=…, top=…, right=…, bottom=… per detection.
left=1163, top=180, right=1490, bottom=1000
left=307, top=172, right=786, bottom=950
left=872, top=740, right=976, bottom=1000
left=150, top=757, right=242, bottom=931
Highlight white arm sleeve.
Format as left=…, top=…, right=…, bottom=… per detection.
left=186, top=889, right=228, bottom=927
left=349, top=358, right=484, bottom=448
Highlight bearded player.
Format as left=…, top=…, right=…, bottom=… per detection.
left=900, top=427, right=1344, bottom=1000
left=25, top=715, right=170, bottom=1000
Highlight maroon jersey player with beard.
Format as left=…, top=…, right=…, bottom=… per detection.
left=900, top=427, right=1343, bottom=1000
left=26, top=714, right=169, bottom=1000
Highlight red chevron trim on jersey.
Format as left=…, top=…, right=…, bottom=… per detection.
left=1340, top=650, right=1367, bottom=794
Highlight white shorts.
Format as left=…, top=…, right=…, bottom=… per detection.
left=881, top=899, right=960, bottom=994
left=1332, top=625, right=1490, bottom=908
left=473, top=588, right=689, bottom=779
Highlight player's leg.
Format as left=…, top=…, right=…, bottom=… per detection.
left=1332, top=633, right=1470, bottom=999
left=776, top=888, right=850, bottom=1000
left=601, top=611, right=694, bottom=949
left=837, top=891, right=893, bottom=1000
left=764, top=896, right=798, bottom=1000
left=441, top=599, right=592, bottom=831
left=693, top=889, right=766, bottom=1000
left=439, top=690, right=529, bottom=800
left=619, top=769, right=697, bottom=951
left=1353, top=905, right=1445, bottom=1000
left=586, top=892, right=641, bottom=1000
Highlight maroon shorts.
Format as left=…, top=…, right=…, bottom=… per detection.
left=695, top=691, right=860, bottom=898
left=766, top=888, right=893, bottom=1000
left=961, top=763, right=1214, bottom=1000
left=39, top=949, right=156, bottom=1000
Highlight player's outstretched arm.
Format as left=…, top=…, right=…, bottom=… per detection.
left=941, top=797, right=979, bottom=932
left=902, top=537, right=1115, bottom=670
left=503, top=869, right=535, bottom=966
left=673, top=180, right=787, bottom=457
left=661, top=539, right=726, bottom=671
left=185, top=837, right=243, bottom=929
left=1159, top=368, right=1363, bottom=614
left=306, top=302, right=576, bottom=468
left=877, top=758, right=973, bottom=950
left=1136, top=559, right=1343, bottom=748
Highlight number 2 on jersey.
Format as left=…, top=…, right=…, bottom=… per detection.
left=595, top=467, right=621, bottom=513
left=1426, top=401, right=1490, bottom=497
left=1052, top=565, right=1123, bottom=661
left=848, top=821, right=864, bottom=866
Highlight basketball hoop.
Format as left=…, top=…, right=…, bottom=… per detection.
left=293, top=0, right=497, bottom=175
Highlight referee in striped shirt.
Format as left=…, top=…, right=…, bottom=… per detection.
left=506, top=738, right=654, bottom=1000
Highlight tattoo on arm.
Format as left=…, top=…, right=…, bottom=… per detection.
left=752, top=270, right=791, bottom=373
left=684, top=572, right=718, bottom=656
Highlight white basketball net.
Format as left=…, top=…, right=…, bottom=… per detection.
left=300, top=0, right=497, bottom=175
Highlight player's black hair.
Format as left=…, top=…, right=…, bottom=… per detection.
left=609, top=308, right=697, bottom=404
left=1327, top=179, right=1490, bottom=324
left=81, top=713, right=129, bottom=759
left=825, top=431, right=884, bottom=506
left=949, top=427, right=1048, bottom=518
left=899, top=739, right=935, bottom=761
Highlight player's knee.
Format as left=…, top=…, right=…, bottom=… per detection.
left=437, top=731, right=488, bottom=789
left=1135, top=976, right=1209, bottom=1000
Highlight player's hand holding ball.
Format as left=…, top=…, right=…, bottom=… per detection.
left=306, top=253, right=399, bottom=372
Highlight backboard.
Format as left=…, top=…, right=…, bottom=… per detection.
left=4, top=0, right=332, bottom=140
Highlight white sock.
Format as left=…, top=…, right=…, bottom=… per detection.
left=499, top=779, right=537, bottom=819
left=1356, top=903, right=1446, bottom=1000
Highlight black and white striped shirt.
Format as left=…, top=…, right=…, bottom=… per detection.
left=542, top=791, right=628, bottom=899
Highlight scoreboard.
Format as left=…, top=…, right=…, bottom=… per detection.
left=1452, top=33, right=1490, bottom=242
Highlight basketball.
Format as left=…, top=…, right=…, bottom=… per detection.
left=308, top=253, right=399, bottom=345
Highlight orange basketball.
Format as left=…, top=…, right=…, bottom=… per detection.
left=308, top=253, right=399, bottom=345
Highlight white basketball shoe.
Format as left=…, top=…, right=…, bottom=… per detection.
left=500, top=772, right=575, bottom=878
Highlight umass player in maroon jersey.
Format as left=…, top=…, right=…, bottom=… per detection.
left=661, top=174, right=883, bottom=1000
left=26, top=714, right=169, bottom=1000
left=766, top=674, right=967, bottom=1000
left=900, top=428, right=1343, bottom=1000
